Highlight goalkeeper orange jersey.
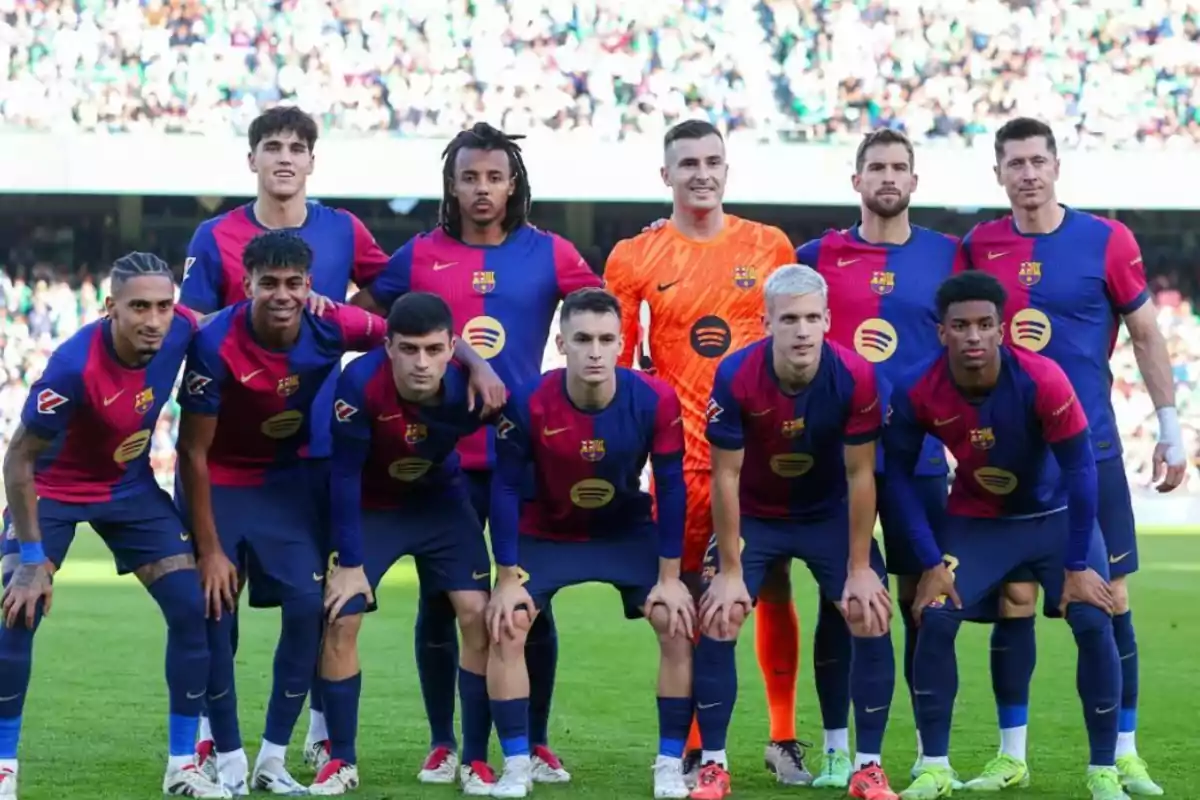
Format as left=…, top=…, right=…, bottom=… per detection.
left=604, top=216, right=794, bottom=473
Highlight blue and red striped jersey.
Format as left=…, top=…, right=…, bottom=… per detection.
left=493, top=369, right=684, bottom=541
left=20, top=306, right=199, bottom=503
left=796, top=225, right=961, bottom=476
left=179, top=301, right=383, bottom=486
left=181, top=201, right=390, bottom=459
left=705, top=338, right=882, bottom=522
left=331, top=349, right=487, bottom=510
left=888, top=346, right=1090, bottom=518
left=181, top=202, right=388, bottom=312
left=960, top=208, right=1150, bottom=461
left=367, top=225, right=602, bottom=471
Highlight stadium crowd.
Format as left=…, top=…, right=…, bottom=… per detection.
left=1, top=0, right=1199, bottom=147
left=1, top=268, right=1198, bottom=493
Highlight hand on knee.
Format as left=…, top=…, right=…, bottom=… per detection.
left=450, top=591, right=490, bottom=668
left=1109, top=576, right=1130, bottom=615
left=649, top=605, right=694, bottom=655
left=491, top=608, right=532, bottom=660
left=700, top=603, right=745, bottom=642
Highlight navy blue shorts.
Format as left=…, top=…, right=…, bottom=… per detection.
left=2, top=487, right=195, bottom=578
left=339, top=496, right=490, bottom=618
left=703, top=512, right=887, bottom=603
left=202, top=466, right=328, bottom=608
left=876, top=473, right=948, bottom=576
left=1095, top=457, right=1137, bottom=577
left=518, top=528, right=659, bottom=620
left=934, top=512, right=1110, bottom=620
left=465, top=470, right=491, bottom=527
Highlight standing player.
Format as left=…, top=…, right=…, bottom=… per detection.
left=483, top=289, right=694, bottom=800
left=175, top=232, right=384, bottom=795
left=693, top=265, right=898, bottom=800
left=603, top=119, right=801, bottom=783
left=181, top=106, right=504, bottom=776
left=889, top=272, right=1126, bottom=800
left=310, top=293, right=496, bottom=796
left=0, top=254, right=229, bottom=798
left=960, top=117, right=1180, bottom=795
left=353, top=122, right=601, bottom=784
left=794, top=129, right=978, bottom=789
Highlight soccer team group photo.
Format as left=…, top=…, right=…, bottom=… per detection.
left=0, top=102, right=1190, bottom=800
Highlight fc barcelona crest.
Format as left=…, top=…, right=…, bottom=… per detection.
left=472, top=271, right=496, bottom=294
left=733, top=266, right=757, bottom=290
left=781, top=417, right=806, bottom=439
left=405, top=423, right=428, bottom=445
left=1018, top=261, right=1041, bottom=287
left=579, top=439, right=606, bottom=462
left=134, top=387, right=155, bottom=415
left=969, top=427, right=996, bottom=450
left=870, top=271, right=895, bottom=296
left=276, top=375, right=300, bottom=397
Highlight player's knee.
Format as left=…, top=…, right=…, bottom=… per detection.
left=757, top=562, right=791, bottom=604
left=492, top=610, right=532, bottom=659
left=324, top=614, right=362, bottom=657
left=148, top=568, right=206, bottom=632
left=700, top=604, right=746, bottom=642
left=843, top=599, right=888, bottom=637
left=656, top=624, right=693, bottom=665
left=450, top=591, right=489, bottom=652
left=1109, top=576, right=1130, bottom=614
left=1000, top=581, right=1038, bottom=618
left=646, top=604, right=681, bottom=641
left=282, top=592, right=325, bottom=629
left=416, top=590, right=458, bottom=635
left=1065, top=601, right=1111, bottom=635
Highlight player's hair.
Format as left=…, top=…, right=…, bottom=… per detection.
left=855, top=128, right=915, bottom=173
left=249, top=106, right=319, bottom=152
left=764, top=265, right=828, bottom=312
left=559, top=287, right=621, bottom=324
left=935, top=271, right=1009, bottom=320
left=242, top=230, right=314, bottom=275
left=387, top=292, right=454, bottom=339
left=109, top=251, right=174, bottom=293
left=663, top=119, right=723, bottom=151
left=439, top=122, right=531, bottom=237
left=994, top=117, right=1057, bottom=163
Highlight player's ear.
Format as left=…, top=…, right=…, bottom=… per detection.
left=761, top=312, right=770, bottom=335
left=243, top=273, right=253, bottom=299
left=556, top=332, right=565, bottom=356
left=993, top=164, right=1002, bottom=186
left=936, top=322, right=947, bottom=347
left=247, top=150, right=257, bottom=174
left=659, top=165, right=670, bottom=187
left=850, top=172, right=861, bottom=192
left=103, top=295, right=116, bottom=318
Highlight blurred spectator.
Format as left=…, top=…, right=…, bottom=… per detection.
left=2, top=0, right=1197, bottom=146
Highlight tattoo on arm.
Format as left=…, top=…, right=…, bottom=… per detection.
left=2, top=424, right=52, bottom=545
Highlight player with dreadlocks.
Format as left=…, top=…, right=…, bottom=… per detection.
left=347, top=122, right=601, bottom=793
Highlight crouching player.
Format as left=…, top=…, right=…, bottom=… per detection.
left=309, top=292, right=496, bottom=796
left=484, top=288, right=694, bottom=800
left=693, top=265, right=898, bottom=800
left=888, top=272, right=1125, bottom=800
left=175, top=231, right=384, bottom=795
left=0, top=253, right=229, bottom=797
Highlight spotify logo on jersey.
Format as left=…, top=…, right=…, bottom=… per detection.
left=690, top=315, right=732, bottom=358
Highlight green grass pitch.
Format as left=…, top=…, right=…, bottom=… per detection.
left=14, top=528, right=1200, bottom=798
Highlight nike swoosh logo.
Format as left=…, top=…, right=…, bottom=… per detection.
left=865, top=705, right=888, bottom=713
left=179, top=532, right=190, bottom=541
left=473, top=571, right=490, bottom=580
left=103, top=390, right=125, bottom=406
left=987, top=251, right=1009, bottom=260
left=1095, top=705, right=1117, bottom=714
left=749, top=409, right=773, bottom=417
left=285, top=690, right=307, bottom=698
left=933, top=416, right=960, bottom=427
left=0, top=693, right=21, bottom=702
left=208, top=689, right=230, bottom=701
left=433, top=261, right=458, bottom=271
left=312, top=572, right=324, bottom=581
left=836, top=258, right=859, bottom=267
left=696, top=702, right=720, bottom=710
left=1109, top=552, right=1131, bottom=564
left=240, top=369, right=264, bottom=383
left=543, top=426, right=570, bottom=437
left=187, top=690, right=206, bottom=700
left=657, top=280, right=680, bottom=292
left=377, top=413, right=404, bottom=422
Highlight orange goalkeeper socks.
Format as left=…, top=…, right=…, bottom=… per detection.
left=755, top=599, right=800, bottom=742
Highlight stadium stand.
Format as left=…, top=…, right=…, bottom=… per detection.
left=2, top=0, right=1198, bottom=146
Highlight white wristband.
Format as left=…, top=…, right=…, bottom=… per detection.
left=1155, top=406, right=1187, bottom=466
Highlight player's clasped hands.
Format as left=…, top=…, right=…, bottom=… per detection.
left=645, top=577, right=696, bottom=639
left=196, top=548, right=239, bottom=620
left=486, top=572, right=535, bottom=643
left=911, top=560, right=961, bottom=624
left=2, top=562, right=53, bottom=629
left=700, top=571, right=752, bottom=639
left=841, top=566, right=892, bottom=636
left=1059, top=567, right=1115, bottom=615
